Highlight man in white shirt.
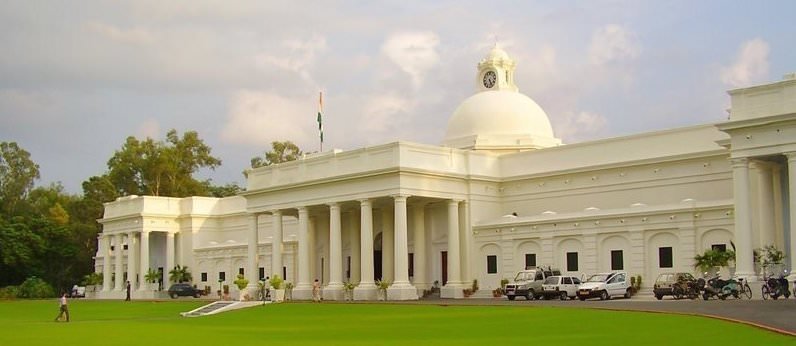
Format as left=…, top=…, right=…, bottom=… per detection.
left=54, top=293, right=69, bottom=322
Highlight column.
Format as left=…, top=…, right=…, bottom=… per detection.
left=102, top=234, right=112, bottom=291
left=731, top=158, right=755, bottom=280
left=247, top=214, right=259, bottom=292
left=350, top=210, right=361, bottom=284
left=381, top=208, right=394, bottom=282
left=354, top=199, right=377, bottom=300
left=441, top=199, right=463, bottom=298
left=387, top=195, right=417, bottom=300
left=787, top=153, right=796, bottom=280
left=755, top=162, right=776, bottom=248
left=138, top=230, right=150, bottom=291
left=114, top=233, right=124, bottom=290
left=127, top=232, right=137, bottom=290
left=272, top=211, right=283, bottom=279
left=458, top=200, right=471, bottom=285
left=293, top=207, right=313, bottom=300
left=324, top=203, right=344, bottom=300
left=165, top=233, right=175, bottom=287
left=411, top=204, right=427, bottom=290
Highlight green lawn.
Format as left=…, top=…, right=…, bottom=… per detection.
left=0, top=300, right=792, bottom=345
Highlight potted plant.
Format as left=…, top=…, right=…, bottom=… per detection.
left=693, top=249, right=735, bottom=277
left=343, top=281, right=356, bottom=301
left=144, top=268, right=160, bottom=291
left=375, top=279, right=390, bottom=301
left=169, top=265, right=192, bottom=284
left=233, top=274, right=249, bottom=301
left=756, top=245, right=786, bottom=275
left=223, top=284, right=230, bottom=300
left=269, top=275, right=285, bottom=302
left=284, top=282, right=294, bottom=301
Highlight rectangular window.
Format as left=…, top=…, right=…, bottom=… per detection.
left=611, top=250, right=624, bottom=270
left=123, top=244, right=128, bottom=250
left=218, top=272, right=225, bottom=281
left=659, top=247, right=673, bottom=268
left=201, top=272, right=207, bottom=282
left=346, top=256, right=351, bottom=280
left=711, top=244, right=727, bottom=252
left=259, top=267, right=265, bottom=280
left=408, top=253, right=414, bottom=278
left=525, top=253, right=536, bottom=268
left=282, top=267, right=287, bottom=281
left=566, top=252, right=578, bottom=272
left=487, top=255, right=498, bottom=274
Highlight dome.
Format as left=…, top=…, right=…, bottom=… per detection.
left=485, top=45, right=510, bottom=61
left=443, top=90, right=561, bottom=150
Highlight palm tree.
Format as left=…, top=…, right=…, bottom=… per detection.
left=169, top=265, right=192, bottom=283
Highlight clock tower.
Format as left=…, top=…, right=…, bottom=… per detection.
left=476, top=44, right=518, bottom=92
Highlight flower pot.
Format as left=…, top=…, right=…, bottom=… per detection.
left=272, top=289, right=285, bottom=302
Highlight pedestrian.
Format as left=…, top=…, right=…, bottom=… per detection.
left=54, top=293, right=69, bottom=322
left=125, top=281, right=131, bottom=301
left=312, top=279, right=321, bottom=302
left=264, top=276, right=271, bottom=301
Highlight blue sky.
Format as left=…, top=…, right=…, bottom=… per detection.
left=1, top=0, right=795, bottom=193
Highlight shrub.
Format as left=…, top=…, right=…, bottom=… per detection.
left=18, top=277, right=55, bottom=298
left=0, top=286, right=19, bottom=299
left=269, top=275, right=284, bottom=289
left=233, top=274, right=249, bottom=290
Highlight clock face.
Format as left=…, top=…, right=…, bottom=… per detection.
left=483, top=70, right=497, bottom=88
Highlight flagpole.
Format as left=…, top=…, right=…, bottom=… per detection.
left=318, top=91, right=323, bottom=152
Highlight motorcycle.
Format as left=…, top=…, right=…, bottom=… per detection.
left=762, top=270, right=791, bottom=300
left=699, top=274, right=751, bottom=300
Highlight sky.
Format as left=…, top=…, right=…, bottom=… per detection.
left=1, top=0, right=795, bottom=194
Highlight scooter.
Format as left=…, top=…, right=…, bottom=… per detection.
left=763, top=270, right=791, bottom=300
left=700, top=274, right=742, bottom=300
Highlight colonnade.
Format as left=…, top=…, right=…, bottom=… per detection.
left=100, top=230, right=174, bottom=292
left=731, top=152, right=796, bottom=280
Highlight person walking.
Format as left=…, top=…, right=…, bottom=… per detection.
left=264, top=276, right=271, bottom=301
left=125, top=281, right=131, bottom=301
left=312, top=279, right=321, bottom=302
left=54, top=293, right=69, bottom=322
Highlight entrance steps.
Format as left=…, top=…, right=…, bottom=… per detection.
left=181, top=300, right=267, bottom=317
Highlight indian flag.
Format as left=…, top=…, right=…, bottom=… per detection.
left=317, top=91, right=324, bottom=145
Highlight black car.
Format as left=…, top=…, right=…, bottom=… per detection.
left=167, top=283, right=201, bottom=298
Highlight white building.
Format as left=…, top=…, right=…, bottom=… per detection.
left=94, top=47, right=796, bottom=300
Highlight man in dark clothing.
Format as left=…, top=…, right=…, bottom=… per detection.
left=125, top=281, right=131, bottom=301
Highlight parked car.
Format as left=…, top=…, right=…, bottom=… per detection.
left=167, top=283, right=202, bottom=298
left=70, top=285, right=85, bottom=298
left=541, top=275, right=581, bottom=300
left=577, top=271, right=631, bottom=301
left=505, top=267, right=561, bottom=300
left=653, top=272, right=696, bottom=300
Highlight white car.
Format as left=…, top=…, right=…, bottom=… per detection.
left=577, top=272, right=631, bottom=301
left=541, top=276, right=581, bottom=300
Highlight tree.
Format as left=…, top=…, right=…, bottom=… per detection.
left=99, top=129, right=222, bottom=197
left=169, top=265, right=192, bottom=283
left=251, top=141, right=303, bottom=168
left=0, top=142, right=40, bottom=216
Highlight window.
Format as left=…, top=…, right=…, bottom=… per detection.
left=712, top=244, right=727, bottom=252
left=347, top=256, right=352, bottom=280
left=659, top=247, right=673, bottom=268
left=201, top=272, right=207, bottom=282
left=525, top=254, right=536, bottom=268
left=282, top=267, right=287, bottom=281
left=566, top=252, right=578, bottom=271
left=611, top=250, right=624, bottom=270
left=259, top=267, right=265, bottom=280
left=238, top=268, right=244, bottom=275
left=218, top=272, right=225, bottom=281
left=408, top=253, right=414, bottom=277
left=486, top=255, right=498, bottom=274
left=563, top=277, right=572, bottom=285
left=123, top=244, right=128, bottom=250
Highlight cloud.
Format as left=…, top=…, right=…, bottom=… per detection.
left=552, top=110, right=608, bottom=143
left=85, top=21, right=154, bottom=45
left=588, top=24, right=641, bottom=65
left=221, top=90, right=314, bottom=148
left=360, top=94, right=414, bottom=141
left=254, top=35, right=327, bottom=88
left=136, top=119, right=161, bottom=139
left=720, top=38, right=770, bottom=88
left=381, top=31, right=440, bottom=88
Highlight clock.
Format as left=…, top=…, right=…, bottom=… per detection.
left=483, top=70, right=497, bottom=88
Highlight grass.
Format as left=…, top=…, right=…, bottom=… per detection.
left=0, top=300, right=792, bottom=345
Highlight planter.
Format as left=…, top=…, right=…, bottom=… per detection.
left=272, top=289, right=285, bottom=302
left=344, top=290, right=354, bottom=301
left=377, top=289, right=387, bottom=301
left=145, top=283, right=159, bottom=291
left=239, top=289, right=248, bottom=301
left=284, top=289, right=292, bottom=301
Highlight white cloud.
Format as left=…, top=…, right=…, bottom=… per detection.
left=360, top=94, right=414, bottom=140
left=136, top=119, right=160, bottom=139
left=588, top=24, right=641, bottom=65
left=381, top=31, right=440, bottom=88
left=254, top=35, right=327, bottom=88
left=720, top=38, right=770, bottom=88
left=552, top=110, right=608, bottom=143
left=221, top=90, right=314, bottom=148
left=85, top=21, right=154, bottom=44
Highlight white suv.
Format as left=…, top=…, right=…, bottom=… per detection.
left=577, top=272, right=631, bottom=301
left=541, top=276, right=581, bottom=300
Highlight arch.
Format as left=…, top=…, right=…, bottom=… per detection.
left=479, top=243, right=502, bottom=289
left=555, top=238, right=584, bottom=276
left=598, top=234, right=631, bottom=272
left=645, top=231, right=680, bottom=283
left=698, top=228, right=733, bottom=252
left=515, top=240, right=542, bottom=273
